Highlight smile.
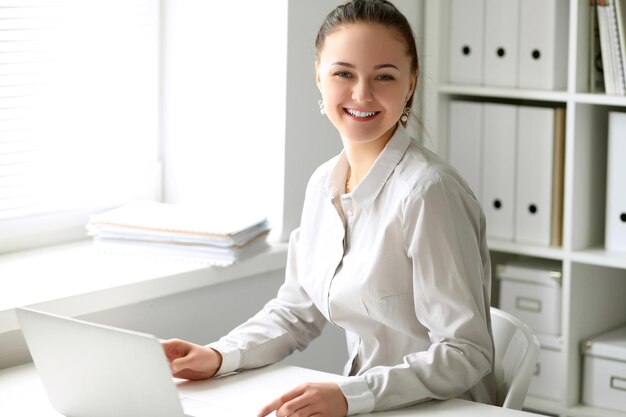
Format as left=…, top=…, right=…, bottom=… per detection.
left=344, top=108, right=380, bottom=119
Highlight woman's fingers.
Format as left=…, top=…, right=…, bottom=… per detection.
left=257, top=382, right=348, bottom=417
left=257, top=384, right=305, bottom=416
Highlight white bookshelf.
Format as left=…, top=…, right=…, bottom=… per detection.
left=422, top=1, right=626, bottom=417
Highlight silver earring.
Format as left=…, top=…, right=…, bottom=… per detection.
left=400, top=106, right=410, bottom=123
left=318, top=99, right=326, bottom=116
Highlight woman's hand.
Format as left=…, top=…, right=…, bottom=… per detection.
left=161, top=338, right=222, bottom=380
left=257, top=382, right=348, bottom=417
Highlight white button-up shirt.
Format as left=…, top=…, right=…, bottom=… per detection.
left=209, top=126, right=496, bottom=414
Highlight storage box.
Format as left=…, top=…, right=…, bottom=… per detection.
left=582, top=325, right=626, bottom=413
left=497, top=259, right=562, bottom=336
left=527, top=334, right=563, bottom=400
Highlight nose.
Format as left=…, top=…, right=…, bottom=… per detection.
left=351, top=79, right=374, bottom=103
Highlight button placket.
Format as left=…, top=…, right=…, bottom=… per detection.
left=324, top=198, right=348, bottom=324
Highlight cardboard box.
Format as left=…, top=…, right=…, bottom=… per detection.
left=582, top=325, right=626, bottom=413
left=528, top=334, right=563, bottom=400
left=497, top=259, right=562, bottom=335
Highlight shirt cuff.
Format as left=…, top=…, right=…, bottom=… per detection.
left=337, top=376, right=376, bottom=415
left=205, top=342, right=241, bottom=376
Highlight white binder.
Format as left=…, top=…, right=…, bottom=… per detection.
left=483, top=0, right=520, bottom=87
left=448, top=101, right=483, bottom=199
left=449, top=0, right=484, bottom=85
left=605, top=112, right=626, bottom=252
left=515, top=106, right=555, bottom=246
left=518, top=0, right=569, bottom=90
left=482, top=103, right=517, bottom=240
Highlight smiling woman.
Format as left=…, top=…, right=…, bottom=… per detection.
left=161, top=1, right=496, bottom=417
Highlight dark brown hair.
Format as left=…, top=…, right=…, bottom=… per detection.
left=315, top=0, right=419, bottom=117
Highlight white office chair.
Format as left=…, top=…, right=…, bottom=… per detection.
left=490, top=307, right=540, bottom=410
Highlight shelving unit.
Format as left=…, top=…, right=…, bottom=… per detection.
left=422, top=1, right=626, bottom=417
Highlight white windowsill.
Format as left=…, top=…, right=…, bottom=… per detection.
left=0, top=239, right=288, bottom=334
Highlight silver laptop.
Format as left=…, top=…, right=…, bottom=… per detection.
left=16, top=307, right=220, bottom=417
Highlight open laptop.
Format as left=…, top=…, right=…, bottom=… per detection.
left=15, top=307, right=225, bottom=417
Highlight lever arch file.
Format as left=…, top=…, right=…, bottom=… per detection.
left=605, top=112, right=626, bottom=251
left=482, top=103, right=517, bottom=240
left=448, top=101, right=483, bottom=198
left=515, top=106, right=556, bottom=246
left=448, top=0, right=485, bottom=85
left=483, top=0, right=520, bottom=87
left=518, top=0, right=569, bottom=90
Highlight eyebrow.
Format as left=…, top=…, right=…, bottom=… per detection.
left=331, top=62, right=400, bottom=71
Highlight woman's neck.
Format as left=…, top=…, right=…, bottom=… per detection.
left=344, top=125, right=397, bottom=191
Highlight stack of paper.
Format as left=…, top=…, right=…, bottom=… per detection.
left=86, top=201, right=271, bottom=266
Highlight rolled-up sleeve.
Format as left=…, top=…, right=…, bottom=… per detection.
left=208, top=227, right=328, bottom=376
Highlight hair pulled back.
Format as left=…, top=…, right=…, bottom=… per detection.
left=316, top=1, right=418, bottom=107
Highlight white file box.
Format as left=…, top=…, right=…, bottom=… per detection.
left=449, top=0, right=484, bottom=85
left=497, top=259, right=562, bottom=335
left=528, top=334, right=563, bottom=400
left=518, top=0, right=569, bottom=90
left=483, top=0, right=520, bottom=87
left=582, top=325, right=626, bottom=413
left=605, top=112, right=626, bottom=252
left=482, top=103, right=517, bottom=241
left=515, top=107, right=555, bottom=246
left=448, top=101, right=483, bottom=198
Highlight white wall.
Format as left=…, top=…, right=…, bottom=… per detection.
left=161, top=1, right=288, bottom=240
left=4, top=269, right=347, bottom=374
left=82, top=269, right=347, bottom=374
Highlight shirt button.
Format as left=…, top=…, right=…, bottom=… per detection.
left=346, top=210, right=353, bottom=217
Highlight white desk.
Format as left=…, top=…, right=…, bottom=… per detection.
left=0, top=362, right=540, bottom=416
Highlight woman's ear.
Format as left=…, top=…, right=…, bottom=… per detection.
left=315, top=62, right=322, bottom=91
left=406, top=73, right=418, bottom=102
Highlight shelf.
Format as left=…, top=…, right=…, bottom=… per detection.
left=487, top=239, right=565, bottom=261
left=568, top=405, right=626, bottom=417
left=573, top=93, right=626, bottom=106
left=438, top=84, right=569, bottom=103
left=570, top=247, right=626, bottom=269
left=523, top=396, right=564, bottom=416
left=425, top=1, right=626, bottom=416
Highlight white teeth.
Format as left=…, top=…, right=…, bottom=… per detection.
left=347, top=109, right=376, bottom=118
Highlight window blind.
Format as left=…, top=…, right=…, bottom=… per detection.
left=0, top=0, right=160, bottom=250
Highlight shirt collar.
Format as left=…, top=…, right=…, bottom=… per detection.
left=324, top=125, right=411, bottom=210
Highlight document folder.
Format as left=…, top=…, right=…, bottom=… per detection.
left=518, top=0, right=569, bottom=90
left=605, top=112, right=626, bottom=251
left=483, top=0, right=520, bottom=87
left=482, top=103, right=517, bottom=240
left=515, top=106, right=555, bottom=246
left=448, top=100, right=483, bottom=199
left=449, top=0, right=485, bottom=85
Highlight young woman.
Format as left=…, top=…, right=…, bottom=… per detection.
left=162, top=1, right=496, bottom=416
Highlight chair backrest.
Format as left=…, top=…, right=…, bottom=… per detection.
left=490, top=307, right=540, bottom=410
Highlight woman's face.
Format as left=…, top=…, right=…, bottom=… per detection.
left=316, top=23, right=416, bottom=146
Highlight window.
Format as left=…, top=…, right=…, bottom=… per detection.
left=0, top=0, right=160, bottom=253
left=160, top=1, right=287, bottom=237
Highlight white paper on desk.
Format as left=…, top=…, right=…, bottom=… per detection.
left=180, top=396, right=247, bottom=416
left=88, top=200, right=269, bottom=237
